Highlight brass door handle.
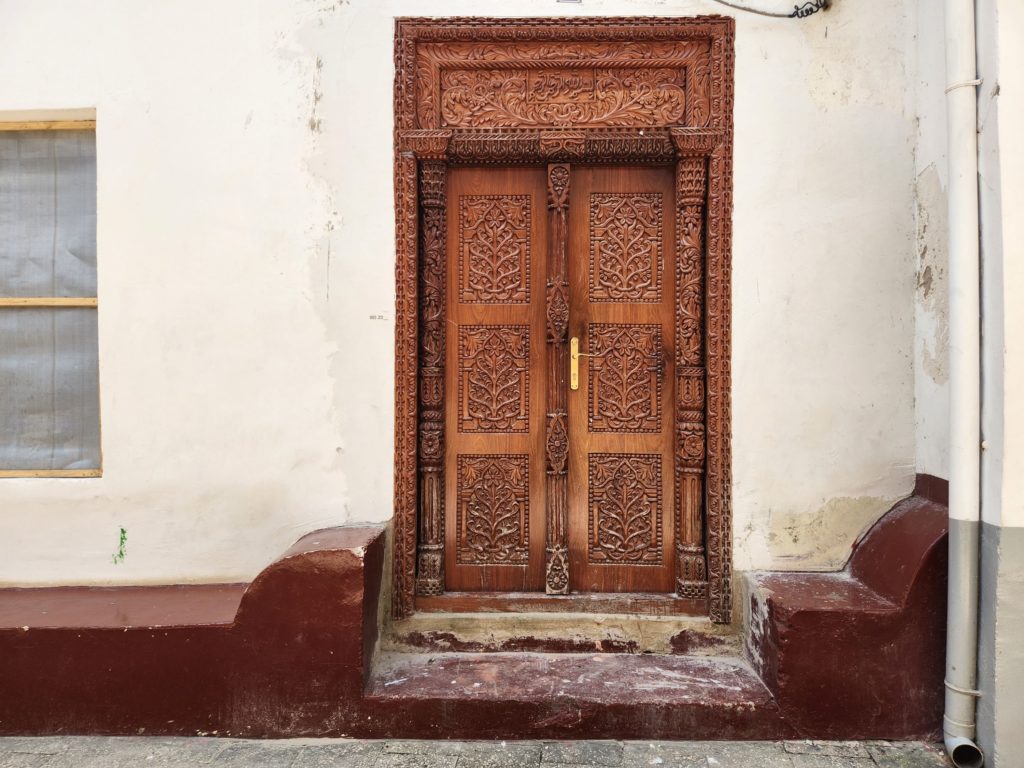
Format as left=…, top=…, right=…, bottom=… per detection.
left=570, top=336, right=606, bottom=390
left=571, top=337, right=580, bottom=390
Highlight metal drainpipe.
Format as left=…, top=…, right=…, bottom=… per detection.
left=943, top=0, right=984, bottom=765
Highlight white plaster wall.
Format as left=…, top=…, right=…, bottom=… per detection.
left=0, top=0, right=918, bottom=585
left=912, top=2, right=950, bottom=481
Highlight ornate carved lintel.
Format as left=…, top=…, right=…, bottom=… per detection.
left=447, top=128, right=676, bottom=165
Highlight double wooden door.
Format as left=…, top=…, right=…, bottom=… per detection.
left=443, top=163, right=679, bottom=595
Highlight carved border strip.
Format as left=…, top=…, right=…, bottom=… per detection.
left=401, top=129, right=720, bottom=164
left=414, top=155, right=448, bottom=597
left=703, top=27, right=735, bottom=624
left=672, top=148, right=708, bottom=603
left=545, top=164, right=571, bottom=594
left=394, top=17, right=734, bottom=622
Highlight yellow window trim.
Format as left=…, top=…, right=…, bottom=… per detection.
left=0, top=120, right=96, bottom=131
left=0, top=298, right=98, bottom=307
left=0, top=469, right=102, bottom=478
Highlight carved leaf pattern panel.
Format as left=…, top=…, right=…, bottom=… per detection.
left=588, top=323, right=662, bottom=433
left=457, top=455, right=530, bottom=564
left=441, top=68, right=687, bottom=128
left=460, top=195, right=531, bottom=303
left=459, top=325, right=530, bottom=432
left=590, top=193, right=663, bottom=302
left=589, top=454, right=663, bottom=565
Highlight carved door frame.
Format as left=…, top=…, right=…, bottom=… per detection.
left=393, top=16, right=735, bottom=622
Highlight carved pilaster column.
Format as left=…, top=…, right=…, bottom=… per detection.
left=415, top=158, right=447, bottom=596
left=674, top=155, right=709, bottom=600
left=545, top=163, right=571, bottom=595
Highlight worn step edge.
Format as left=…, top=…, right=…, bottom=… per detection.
left=367, top=651, right=773, bottom=707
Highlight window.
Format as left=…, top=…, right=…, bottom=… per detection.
left=0, top=121, right=100, bottom=477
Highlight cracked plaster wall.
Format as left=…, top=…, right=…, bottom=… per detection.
left=0, top=0, right=924, bottom=584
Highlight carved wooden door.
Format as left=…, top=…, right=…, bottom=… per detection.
left=442, top=164, right=680, bottom=595
left=444, top=167, right=549, bottom=591
left=567, top=165, right=676, bottom=593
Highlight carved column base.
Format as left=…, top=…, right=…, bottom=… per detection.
left=545, top=544, right=570, bottom=595
left=676, top=544, right=708, bottom=600
left=415, top=545, right=444, bottom=596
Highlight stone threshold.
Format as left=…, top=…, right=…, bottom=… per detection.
left=383, top=611, right=741, bottom=656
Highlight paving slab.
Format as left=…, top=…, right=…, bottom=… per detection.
left=542, top=741, right=624, bottom=766
left=0, top=737, right=949, bottom=768
left=785, top=741, right=872, bottom=758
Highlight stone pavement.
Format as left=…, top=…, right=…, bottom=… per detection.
left=0, top=738, right=950, bottom=767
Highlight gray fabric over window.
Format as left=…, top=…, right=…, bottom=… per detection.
left=0, top=309, right=100, bottom=470
left=0, top=130, right=97, bottom=297
left=1, top=129, right=99, bottom=471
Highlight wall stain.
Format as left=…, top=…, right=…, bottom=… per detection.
left=915, top=164, right=949, bottom=385
left=111, top=527, right=127, bottom=565
left=767, top=496, right=899, bottom=570
left=309, top=56, right=323, bottom=134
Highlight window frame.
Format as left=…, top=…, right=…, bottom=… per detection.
left=0, top=119, right=101, bottom=478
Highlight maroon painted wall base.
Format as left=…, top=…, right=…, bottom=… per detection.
left=0, top=482, right=947, bottom=739
left=0, top=527, right=384, bottom=738
left=746, top=491, right=948, bottom=740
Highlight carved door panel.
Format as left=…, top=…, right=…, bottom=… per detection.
left=441, top=164, right=686, bottom=597
left=443, top=167, right=549, bottom=591
left=567, top=166, right=677, bottom=592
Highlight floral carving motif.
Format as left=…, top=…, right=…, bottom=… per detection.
left=589, top=454, right=663, bottom=564
left=545, top=281, right=569, bottom=342
left=589, top=324, right=662, bottom=433
left=546, top=413, right=568, bottom=476
left=545, top=544, right=570, bottom=594
left=590, top=193, right=663, bottom=302
left=460, top=195, right=531, bottom=303
left=459, top=325, right=529, bottom=432
left=539, top=130, right=586, bottom=158
left=458, top=455, right=529, bottom=564
left=439, top=67, right=688, bottom=128
left=677, top=203, right=704, bottom=367
left=547, top=164, right=570, bottom=210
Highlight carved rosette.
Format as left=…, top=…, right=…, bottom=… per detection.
left=416, top=158, right=448, bottom=597
left=674, top=155, right=709, bottom=602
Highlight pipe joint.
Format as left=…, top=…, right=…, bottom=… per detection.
left=944, top=734, right=984, bottom=768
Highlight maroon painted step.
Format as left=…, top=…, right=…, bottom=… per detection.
left=745, top=494, right=948, bottom=740
left=366, top=651, right=791, bottom=739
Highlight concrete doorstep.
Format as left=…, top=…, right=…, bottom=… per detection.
left=0, top=737, right=949, bottom=767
